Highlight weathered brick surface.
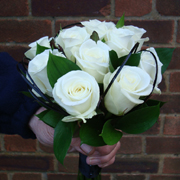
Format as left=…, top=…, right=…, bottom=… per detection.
left=116, top=175, right=146, bottom=180
left=142, top=118, right=160, bottom=135
left=170, top=72, right=180, bottom=92
left=167, top=48, right=180, bottom=69
left=163, top=157, right=180, bottom=174
left=115, top=0, right=152, bottom=17
left=150, top=175, right=180, bottom=180
left=102, top=157, right=159, bottom=173
left=118, top=136, right=142, bottom=154
left=0, top=173, right=8, bottom=180
left=146, top=137, right=180, bottom=154
left=39, top=143, right=54, bottom=153
left=58, top=156, right=79, bottom=173
left=0, top=20, right=52, bottom=43
left=4, top=135, right=36, bottom=152
left=12, top=173, right=42, bottom=180
left=156, top=0, right=180, bottom=16
left=0, top=135, right=2, bottom=151
left=164, top=116, right=180, bottom=135
left=47, top=174, right=77, bottom=180
left=177, top=21, right=180, bottom=43
left=48, top=174, right=110, bottom=180
left=151, top=94, right=180, bottom=114
left=0, top=155, right=54, bottom=171
left=55, top=20, right=82, bottom=34
left=125, top=20, right=174, bottom=44
left=32, top=0, right=111, bottom=16
left=0, top=45, right=28, bottom=62
left=0, top=0, right=29, bottom=16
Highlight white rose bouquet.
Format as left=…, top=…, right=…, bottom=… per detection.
left=17, top=15, right=174, bottom=180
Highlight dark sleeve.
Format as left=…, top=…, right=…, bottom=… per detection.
left=0, top=52, right=40, bottom=139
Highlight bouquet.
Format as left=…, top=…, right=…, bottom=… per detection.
left=17, top=15, right=174, bottom=179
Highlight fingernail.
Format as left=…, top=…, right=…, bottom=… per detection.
left=81, top=144, right=93, bottom=155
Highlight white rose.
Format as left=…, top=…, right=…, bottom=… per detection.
left=52, top=70, right=100, bottom=123
left=55, top=26, right=90, bottom=61
left=25, top=36, right=51, bottom=59
left=103, top=66, right=152, bottom=115
left=106, top=28, right=135, bottom=58
left=28, top=49, right=66, bottom=96
left=122, top=25, right=149, bottom=51
left=74, top=39, right=111, bottom=83
left=81, top=19, right=116, bottom=40
left=106, top=27, right=148, bottom=58
left=139, top=47, right=163, bottom=94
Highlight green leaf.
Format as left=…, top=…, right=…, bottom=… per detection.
left=146, top=99, right=166, bottom=108
left=47, top=52, right=81, bottom=88
left=155, top=48, right=175, bottom=74
left=90, top=31, right=100, bottom=43
left=54, top=121, right=76, bottom=165
left=114, top=104, right=160, bottom=134
left=116, top=13, right=125, bottom=28
left=109, top=50, right=118, bottom=72
left=100, top=120, right=123, bottom=145
left=79, top=115, right=106, bottom=147
left=36, top=109, right=65, bottom=128
left=119, top=53, right=141, bottom=67
left=36, top=43, right=50, bottom=55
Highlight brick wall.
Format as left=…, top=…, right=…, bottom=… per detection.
left=0, top=0, right=180, bottom=180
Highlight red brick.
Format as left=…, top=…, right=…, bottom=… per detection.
left=0, top=155, right=54, bottom=171
left=158, top=75, right=167, bottom=92
left=177, top=21, right=180, bottom=43
left=32, top=0, right=111, bottom=16
left=164, top=116, right=180, bottom=135
left=58, top=156, right=79, bottom=173
left=163, top=157, right=180, bottom=174
left=118, top=136, right=142, bottom=154
left=146, top=137, right=180, bottom=154
left=142, top=118, right=161, bottom=135
left=0, top=20, right=52, bottom=43
left=0, top=45, right=28, bottom=62
left=55, top=20, right=82, bottom=35
left=150, top=175, right=180, bottom=180
left=168, top=48, right=180, bottom=69
left=115, top=0, right=152, bottom=17
left=47, top=174, right=77, bottom=180
left=39, top=143, right=54, bottom=153
left=116, top=175, right=146, bottom=180
left=48, top=174, right=110, bottom=180
left=13, top=173, right=42, bottom=180
left=4, top=135, right=36, bottom=152
left=170, top=72, right=180, bottom=92
left=151, top=94, right=180, bottom=114
left=0, top=173, right=8, bottom=180
left=0, top=135, right=2, bottom=151
left=125, top=20, right=174, bottom=44
left=156, top=0, right=180, bottom=16
left=0, top=0, right=29, bottom=16
left=102, top=157, right=159, bottom=173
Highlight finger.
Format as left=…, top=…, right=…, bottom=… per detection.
left=93, top=143, right=118, bottom=156
left=98, top=156, right=115, bottom=168
left=86, top=141, right=120, bottom=165
left=68, top=138, right=95, bottom=156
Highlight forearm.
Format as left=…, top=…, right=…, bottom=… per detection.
left=0, top=52, right=40, bottom=139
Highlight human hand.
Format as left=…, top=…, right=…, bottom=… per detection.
left=29, top=107, right=121, bottom=168
left=69, top=138, right=121, bottom=168
left=29, top=107, right=54, bottom=147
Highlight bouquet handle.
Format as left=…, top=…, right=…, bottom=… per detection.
left=78, top=153, right=101, bottom=179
